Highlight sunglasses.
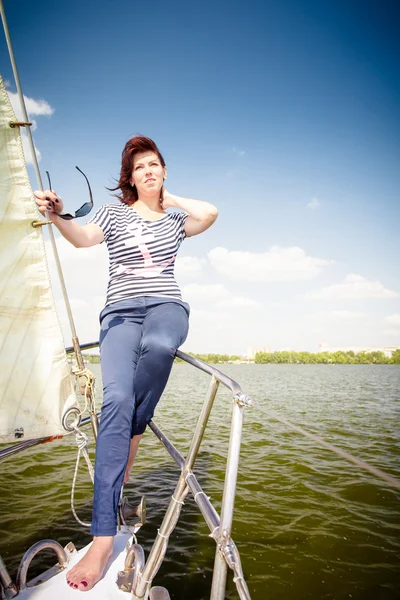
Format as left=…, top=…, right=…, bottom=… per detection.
left=46, top=166, right=94, bottom=220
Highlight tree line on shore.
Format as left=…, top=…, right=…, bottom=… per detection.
left=176, top=353, right=242, bottom=364
left=82, top=349, right=400, bottom=365
left=254, top=349, right=400, bottom=364
left=177, top=350, right=400, bottom=364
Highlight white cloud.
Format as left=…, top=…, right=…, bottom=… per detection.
left=182, top=283, right=262, bottom=310
left=45, top=236, right=108, bottom=285
left=307, top=197, right=320, bottom=210
left=46, top=235, right=104, bottom=261
left=38, top=237, right=397, bottom=355
left=329, top=310, right=366, bottom=319
left=218, top=296, right=261, bottom=309
left=385, top=314, right=400, bottom=326
left=175, top=256, right=205, bottom=278
left=5, top=86, right=54, bottom=164
left=6, top=89, right=54, bottom=119
left=44, top=234, right=107, bottom=344
left=21, top=137, right=42, bottom=164
left=57, top=296, right=105, bottom=345
left=305, top=310, right=366, bottom=321
left=181, top=307, right=230, bottom=352
left=183, top=283, right=228, bottom=303
left=382, top=329, right=400, bottom=337
left=187, top=308, right=229, bottom=328
left=231, top=146, right=245, bottom=156
left=208, top=246, right=332, bottom=282
left=308, top=274, right=398, bottom=300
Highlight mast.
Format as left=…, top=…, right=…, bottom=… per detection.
left=0, top=0, right=98, bottom=437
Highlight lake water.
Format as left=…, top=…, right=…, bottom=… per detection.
left=0, top=364, right=399, bottom=599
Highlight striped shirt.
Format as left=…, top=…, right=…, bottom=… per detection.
left=88, top=203, right=188, bottom=306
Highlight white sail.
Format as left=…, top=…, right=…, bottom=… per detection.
left=0, top=75, right=77, bottom=443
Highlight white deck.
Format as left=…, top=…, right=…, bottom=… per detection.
left=17, top=527, right=134, bottom=599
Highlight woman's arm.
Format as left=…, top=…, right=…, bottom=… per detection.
left=34, top=189, right=104, bottom=247
left=161, top=191, right=218, bottom=237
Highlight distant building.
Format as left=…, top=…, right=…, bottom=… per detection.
left=247, top=346, right=270, bottom=359
left=318, top=344, right=400, bottom=358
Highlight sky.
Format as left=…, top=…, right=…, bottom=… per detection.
left=1, top=0, right=399, bottom=355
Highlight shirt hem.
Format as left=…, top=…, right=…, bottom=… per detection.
left=104, top=293, right=185, bottom=307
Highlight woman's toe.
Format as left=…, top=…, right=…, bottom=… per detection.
left=77, top=580, right=91, bottom=591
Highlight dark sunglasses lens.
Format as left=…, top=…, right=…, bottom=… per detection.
left=48, top=166, right=93, bottom=220
left=75, top=202, right=93, bottom=218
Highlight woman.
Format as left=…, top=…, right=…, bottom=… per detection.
left=34, top=136, right=218, bottom=592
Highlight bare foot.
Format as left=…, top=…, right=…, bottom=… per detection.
left=66, top=536, right=113, bottom=591
left=123, top=434, right=143, bottom=485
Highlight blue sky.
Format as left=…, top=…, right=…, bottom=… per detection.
left=1, top=0, right=399, bottom=354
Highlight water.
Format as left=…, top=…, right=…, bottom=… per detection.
left=1, top=364, right=399, bottom=599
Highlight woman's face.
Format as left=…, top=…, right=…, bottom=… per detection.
left=130, top=151, right=166, bottom=197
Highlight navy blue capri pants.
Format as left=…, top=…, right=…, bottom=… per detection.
left=91, top=297, right=189, bottom=536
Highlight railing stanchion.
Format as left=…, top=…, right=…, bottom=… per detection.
left=132, top=376, right=220, bottom=599
left=211, top=396, right=245, bottom=600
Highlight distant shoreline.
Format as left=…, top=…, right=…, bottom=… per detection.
left=81, top=349, right=400, bottom=365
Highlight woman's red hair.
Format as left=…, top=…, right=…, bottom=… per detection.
left=109, top=136, right=166, bottom=205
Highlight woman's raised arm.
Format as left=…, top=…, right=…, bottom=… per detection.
left=34, top=189, right=104, bottom=248
left=161, top=190, right=218, bottom=237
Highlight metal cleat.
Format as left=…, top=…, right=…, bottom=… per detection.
left=116, top=568, right=135, bottom=593
left=120, top=495, right=146, bottom=528
left=117, top=543, right=145, bottom=593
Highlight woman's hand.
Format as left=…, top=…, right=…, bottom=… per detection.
left=34, top=189, right=64, bottom=220
left=160, top=189, right=177, bottom=210
left=160, top=191, right=218, bottom=237
left=33, top=189, right=104, bottom=247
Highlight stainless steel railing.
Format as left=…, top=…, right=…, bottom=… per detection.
left=0, top=344, right=253, bottom=599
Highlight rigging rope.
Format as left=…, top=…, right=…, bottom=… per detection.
left=70, top=425, right=141, bottom=535
left=253, top=403, right=400, bottom=490
left=70, top=426, right=95, bottom=528
left=71, top=365, right=96, bottom=418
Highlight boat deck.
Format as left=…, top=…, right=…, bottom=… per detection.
left=17, top=527, right=134, bottom=599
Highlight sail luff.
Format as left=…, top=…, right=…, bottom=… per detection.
left=0, top=75, right=78, bottom=443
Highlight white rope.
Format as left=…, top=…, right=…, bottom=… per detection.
left=193, top=490, right=211, bottom=502
left=71, top=366, right=96, bottom=418
left=171, top=494, right=185, bottom=505
left=209, top=526, right=219, bottom=540
left=157, top=529, right=168, bottom=539
left=70, top=427, right=95, bottom=528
